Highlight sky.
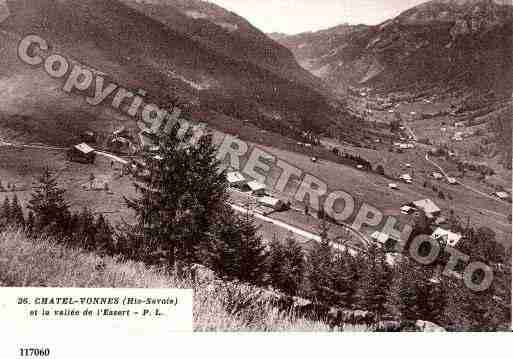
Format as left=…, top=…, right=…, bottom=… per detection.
left=209, top=0, right=430, bottom=34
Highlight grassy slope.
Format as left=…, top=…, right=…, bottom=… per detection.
left=0, top=228, right=343, bottom=331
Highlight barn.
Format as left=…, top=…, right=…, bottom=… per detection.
left=67, top=143, right=96, bottom=164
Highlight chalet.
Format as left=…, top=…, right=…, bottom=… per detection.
left=400, top=205, right=414, bottom=214
left=371, top=231, right=400, bottom=248
left=67, top=143, right=96, bottom=164
left=257, top=196, right=286, bottom=211
left=412, top=198, right=441, bottom=218
left=431, top=227, right=462, bottom=247
left=400, top=174, right=412, bottom=184
left=139, top=129, right=159, bottom=149
left=110, top=137, right=132, bottom=154
left=226, top=171, right=246, bottom=188
left=247, top=180, right=266, bottom=196
left=494, top=191, right=510, bottom=200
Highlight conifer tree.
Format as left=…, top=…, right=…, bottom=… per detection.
left=331, top=249, right=359, bottom=308
left=95, top=214, right=114, bottom=255
left=26, top=211, right=35, bottom=234
left=75, top=207, right=97, bottom=250
left=305, top=236, right=335, bottom=304
left=28, top=168, right=69, bottom=235
left=267, top=233, right=305, bottom=296
left=122, top=122, right=229, bottom=268
left=11, top=194, right=25, bottom=226
left=355, top=244, right=390, bottom=321
left=281, top=234, right=305, bottom=297
left=0, top=197, right=11, bottom=227
left=267, top=234, right=286, bottom=289
left=202, top=205, right=267, bottom=285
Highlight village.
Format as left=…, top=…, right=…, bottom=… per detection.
left=48, top=97, right=511, bottom=267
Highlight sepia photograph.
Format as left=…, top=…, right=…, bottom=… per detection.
left=0, top=0, right=511, bottom=339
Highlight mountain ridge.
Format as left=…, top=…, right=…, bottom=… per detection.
left=275, top=0, right=513, bottom=97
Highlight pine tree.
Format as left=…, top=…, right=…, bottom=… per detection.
left=267, top=234, right=286, bottom=290
left=236, top=208, right=268, bottom=284
left=122, top=123, right=229, bottom=268
left=95, top=214, right=114, bottom=255
left=355, top=244, right=390, bottom=322
left=0, top=197, right=11, bottom=227
left=202, top=206, right=267, bottom=285
left=331, top=250, right=359, bottom=308
left=11, top=194, right=25, bottom=226
left=74, top=207, right=97, bottom=250
left=387, top=258, right=445, bottom=323
left=267, top=233, right=305, bottom=296
left=28, top=168, right=69, bottom=236
left=305, top=236, right=335, bottom=304
left=26, top=211, right=35, bottom=234
left=281, top=234, right=305, bottom=297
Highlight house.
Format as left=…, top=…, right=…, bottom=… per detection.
left=67, top=143, right=96, bottom=164
left=110, top=137, right=132, bottom=154
left=400, top=205, right=414, bottom=214
left=399, top=174, right=412, bottom=184
left=226, top=171, right=246, bottom=188
left=494, top=192, right=510, bottom=201
left=388, top=183, right=399, bottom=190
left=371, top=231, right=400, bottom=248
left=431, top=227, right=463, bottom=247
left=257, top=196, right=285, bottom=211
left=412, top=198, right=441, bottom=218
left=139, top=129, right=158, bottom=149
left=247, top=180, right=266, bottom=196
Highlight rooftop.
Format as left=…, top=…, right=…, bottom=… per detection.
left=432, top=227, right=463, bottom=247
left=74, top=143, right=95, bottom=154
left=412, top=198, right=441, bottom=214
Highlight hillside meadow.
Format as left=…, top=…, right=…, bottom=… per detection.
left=0, top=228, right=366, bottom=332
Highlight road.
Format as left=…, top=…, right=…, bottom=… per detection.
left=0, top=137, right=129, bottom=165
left=2, top=136, right=367, bottom=253
left=230, top=203, right=360, bottom=256
left=425, top=152, right=506, bottom=204
left=400, top=125, right=507, bottom=205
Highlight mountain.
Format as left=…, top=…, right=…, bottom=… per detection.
left=0, top=0, right=345, bottom=146
left=275, top=0, right=513, bottom=98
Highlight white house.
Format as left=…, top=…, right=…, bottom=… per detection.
left=226, top=171, right=246, bottom=188
left=371, top=231, right=400, bottom=247
left=257, top=196, right=285, bottom=211
left=494, top=191, right=510, bottom=200
left=400, top=205, right=414, bottom=214
left=388, top=183, right=399, bottom=190
left=412, top=198, right=441, bottom=218
left=432, top=227, right=463, bottom=247
left=247, top=180, right=266, bottom=196
left=400, top=174, right=412, bottom=184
